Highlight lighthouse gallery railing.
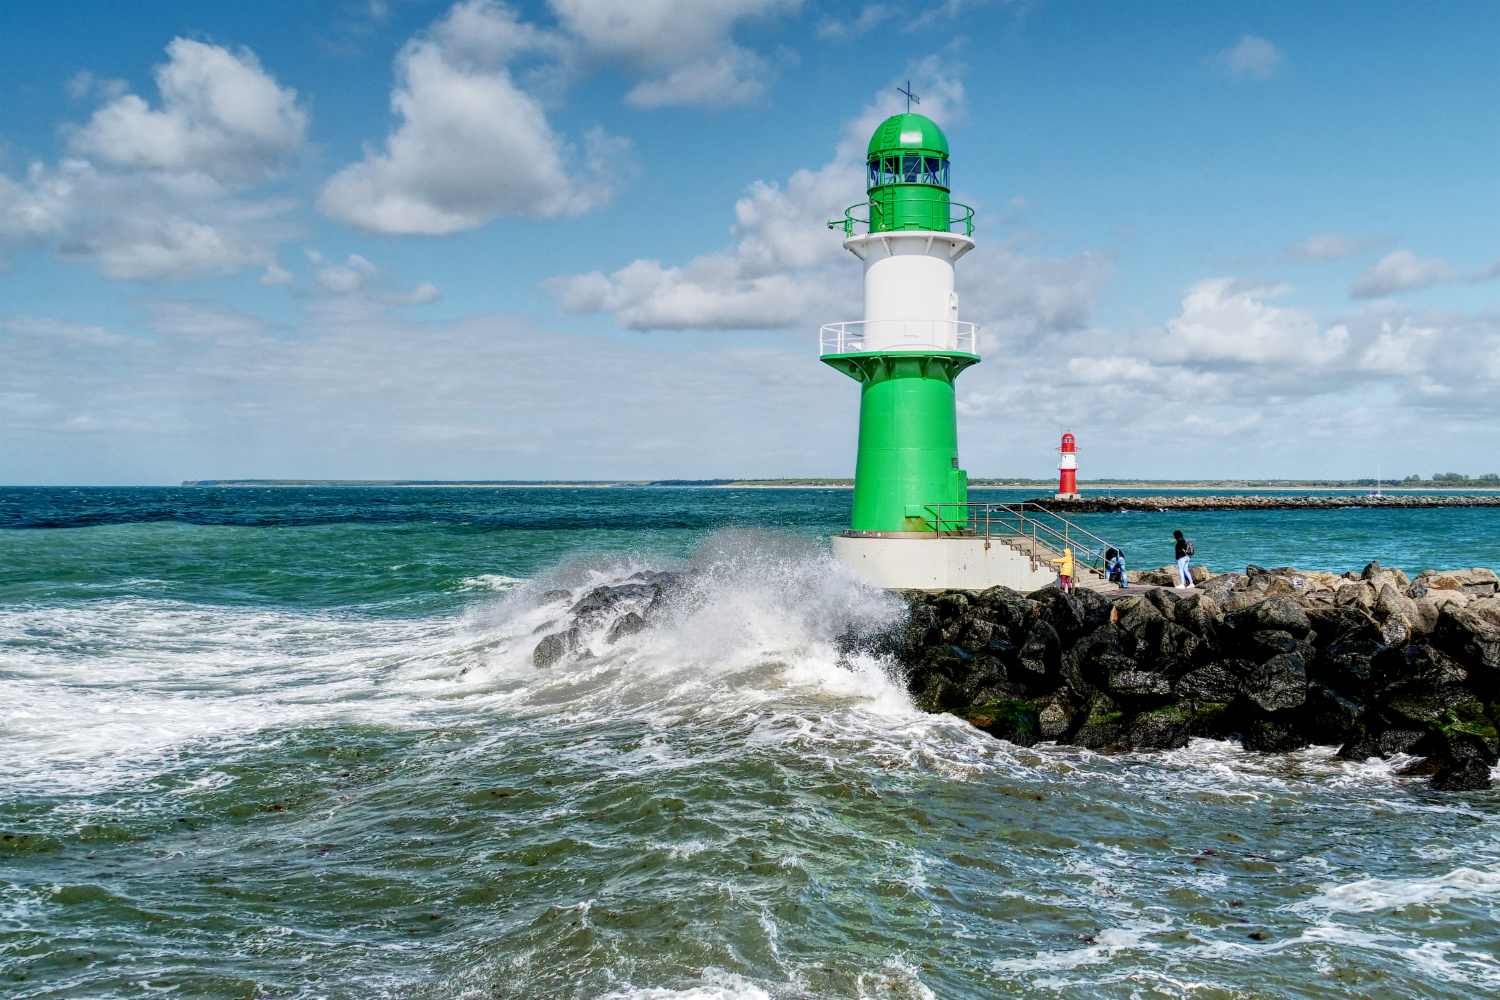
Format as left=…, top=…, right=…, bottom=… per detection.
left=820, top=320, right=978, bottom=356
left=829, top=201, right=976, bottom=238
left=915, top=501, right=1117, bottom=575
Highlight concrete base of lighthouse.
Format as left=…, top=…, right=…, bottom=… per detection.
left=831, top=534, right=1062, bottom=592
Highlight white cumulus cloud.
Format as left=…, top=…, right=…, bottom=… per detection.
left=318, top=0, right=627, bottom=235
left=547, top=62, right=1113, bottom=344
left=67, top=38, right=307, bottom=187
left=546, top=62, right=969, bottom=331
left=550, top=0, right=799, bottom=108
left=0, top=38, right=305, bottom=281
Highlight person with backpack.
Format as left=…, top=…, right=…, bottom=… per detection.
left=1173, top=530, right=1194, bottom=588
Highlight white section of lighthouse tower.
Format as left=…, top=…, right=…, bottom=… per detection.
left=841, top=232, right=974, bottom=351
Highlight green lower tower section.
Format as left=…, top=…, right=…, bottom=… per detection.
left=824, top=351, right=979, bottom=532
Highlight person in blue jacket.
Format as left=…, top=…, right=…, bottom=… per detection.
left=1104, top=547, right=1127, bottom=589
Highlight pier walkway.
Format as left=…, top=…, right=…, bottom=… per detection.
left=1028, top=494, right=1500, bottom=513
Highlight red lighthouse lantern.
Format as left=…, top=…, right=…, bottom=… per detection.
left=1057, top=432, right=1079, bottom=499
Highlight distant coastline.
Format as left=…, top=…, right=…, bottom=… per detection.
left=180, top=478, right=1500, bottom=491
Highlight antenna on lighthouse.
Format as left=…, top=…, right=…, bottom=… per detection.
left=898, top=81, right=919, bottom=113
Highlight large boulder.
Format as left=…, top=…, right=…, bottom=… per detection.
left=1119, top=617, right=1203, bottom=674
left=1200, top=575, right=1240, bottom=606
left=1223, top=595, right=1312, bottom=640
left=1017, top=621, right=1063, bottom=681
left=1107, top=666, right=1174, bottom=699
left=606, top=612, right=648, bottom=643
left=1073, top=692, right=1127, bottom=748
left=1415, top=567, right=1500, bottom=595
left=1336, top=725, right=1427, bottom=761
left=1130, top=566, right=1179, bottom=588
left=1430, top=606, right=1500, bottom=697
left=1034, top=690, right=1082, bottom=741
left=1246, top=629, right=1299, bottom=660
left=1467, top=596, right=1500, bottom=628
left=950, top=700, right=1041, bottom=747
left=1031, top=587, right=1087, bottom=643
left=1075, top=588, right=1115, bottom=633
left=1311, top=636, right=1383, bottom=701
left=1429, top=759, right=1494, bottom=791
left=1374, top=585, right=1421, bottom=636
left=1114, top=595, right=1163, bottom=634
left=1368, top=644, right=1472, bottom=728
left=1124, top=705, right=1194, bottom=750
left=955, top=616, right=996, bottom=651
left=1362, top=561, right=1411, bottom=593
left=1305, top=605, right=1383, bottom=644
left=569, top=582, right=659, bottom=623
left=973, top=586, right=1038, bottom=641
left=1240, top=652, right=1309, bottom=712
left=1143, top=586, right=1180, bottom=621
left=534, top=628, right=579, bottom=667
left=1174, top=660, right=1247, bottom=702
left=1059, top=624, right=1126, bottom=696
left=1173, top=594, right=1222, bottom=644
left=1297, top=680, right=1363, bottom=745
left=1242, top=718, right=1309, bottom=753
left=1335, top=581, right=1378, bottom=612
left=1241, top=573, right=1302, bottom=602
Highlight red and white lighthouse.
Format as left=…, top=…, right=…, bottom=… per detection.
left=1056, top=432, right=1079, bottom=499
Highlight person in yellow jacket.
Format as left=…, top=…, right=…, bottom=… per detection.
left=1050, top=547, right=1075, bottom=592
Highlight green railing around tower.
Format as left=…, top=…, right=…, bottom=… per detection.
left=900, top=501, right=1117, bottom=573
left=828, top=200, right=976, bottom=238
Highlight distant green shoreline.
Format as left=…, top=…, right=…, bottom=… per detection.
left=180, top=478, right=1500, bottom=490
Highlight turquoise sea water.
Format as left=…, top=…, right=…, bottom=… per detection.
left=3, top=487, right=1499, bottom=999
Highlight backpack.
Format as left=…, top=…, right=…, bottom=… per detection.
left=1184, top=539, right=1194, bottom=557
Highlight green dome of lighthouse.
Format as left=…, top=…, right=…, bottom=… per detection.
left=867, top=113, right=949, bottom=160
left=828, top=109, right=970, bottom=238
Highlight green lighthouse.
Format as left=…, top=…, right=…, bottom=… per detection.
left=823, top=111, right=978, bottom=538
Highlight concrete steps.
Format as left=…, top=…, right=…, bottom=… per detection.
left=992, top=533, right=1117, bottom=594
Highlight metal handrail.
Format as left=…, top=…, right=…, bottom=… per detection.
left=917, top=501, right=1116, bottom=574
left=820, top=320, right=978, bottom=356
left=827, top=201, right=976, bottom=238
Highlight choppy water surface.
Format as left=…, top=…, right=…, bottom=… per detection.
left=3, top=488, right=1499, bottom=999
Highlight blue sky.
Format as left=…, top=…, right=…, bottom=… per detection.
left=2, top=0, right=1497, bottom=484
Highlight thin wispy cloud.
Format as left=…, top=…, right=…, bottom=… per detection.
left=1350, top=250, right=1462, bottom=298
left=1215, top=34, right=1284, bottom=79
left=1286, top=233, right=1391, bottom=262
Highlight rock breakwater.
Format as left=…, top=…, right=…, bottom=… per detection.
left=1030, top=494, right=1500, bottom=513
left=530, top=563, right=1500, bottom=791
left=885, top=562, right=1500, bottom=790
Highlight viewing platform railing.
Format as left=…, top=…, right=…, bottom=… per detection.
left=828, top=201, right=976, bottom=238
left=915, top=501, right=1116, bottom=574
left=820, top=320, right=978, bottom=356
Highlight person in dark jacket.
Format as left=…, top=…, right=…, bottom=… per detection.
left=1173, top=530, right=1194, bottom=588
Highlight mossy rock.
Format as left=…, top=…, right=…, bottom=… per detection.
left=1437, top=701, right=1499, bottom=745
left=949, top=699, right=1041, bottom=747
left=1073, top=693, right=1127, bottom=748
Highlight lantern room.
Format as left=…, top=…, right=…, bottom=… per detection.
left=865, top=113, right=951, bottom=234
